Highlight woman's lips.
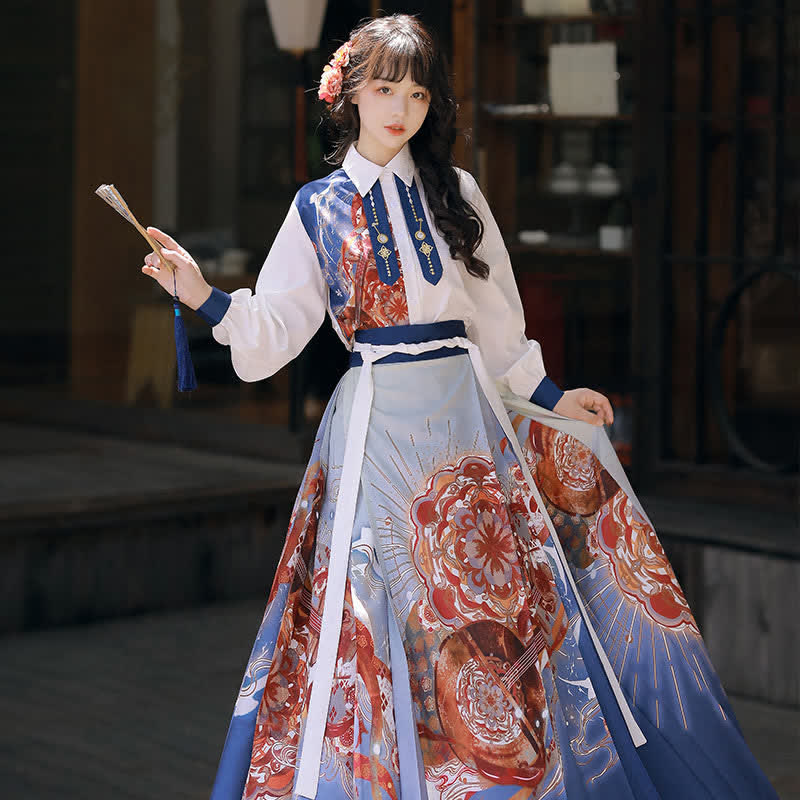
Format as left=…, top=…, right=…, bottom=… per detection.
left=385, top=125, right=406, bottom=135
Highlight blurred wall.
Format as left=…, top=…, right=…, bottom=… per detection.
left=209, top=0, right=246, bottom=233
left=71, top=0, right=157, bottom=402
left=153, top=0, right=180, bottom=231
left=153, top=0, right=242, bottom=238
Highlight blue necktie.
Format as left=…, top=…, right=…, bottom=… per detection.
left=394, top=175, right=443, bottom=286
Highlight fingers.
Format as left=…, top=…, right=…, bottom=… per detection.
left=160, top=248, right=188, bottom=269
left=585, top=390, right=614, bottom=426
left=569, top=404, right=603, bottom=426
left=146, top=229, right=197, bottom=274
left=141, top=252, right=174, bottom=286
left=570, top=389, right=609, bottom=426
left=142, top=250, right=160, bottom=276
left=143, top=252, right=172, bottom=277
left=147, top=226, right=181, bottom=251
left=592, top=392, right=614, bottom=426
left=145, top=247, right=185, bottom=273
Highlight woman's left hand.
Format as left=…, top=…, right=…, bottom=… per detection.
left=553, top=388, right=614, bottom=427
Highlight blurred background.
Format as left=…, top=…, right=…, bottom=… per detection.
left=1, top=0, right=798, bottom=797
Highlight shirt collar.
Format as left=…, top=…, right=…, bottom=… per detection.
left=342, top=142, right=416, bottom=196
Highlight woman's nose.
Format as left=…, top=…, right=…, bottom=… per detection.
left=391, top=95, right=408, bottom=116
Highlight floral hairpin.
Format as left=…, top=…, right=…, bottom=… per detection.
left=318, top=40, right=352, bottom=104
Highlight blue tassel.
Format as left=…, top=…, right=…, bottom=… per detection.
left=173, top=296, right=197, bottom=392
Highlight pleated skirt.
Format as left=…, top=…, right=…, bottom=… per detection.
left=210, top=321, right=777, bottom=800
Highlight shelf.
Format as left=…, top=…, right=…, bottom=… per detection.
left=672, top=6, right=788, bottom=21
left=665, top=111, right=800, bottom=123
left=508, top=242, right=632, bottom=259
left=493, top=14, right=635, bottom=25
left=533, top=189, right=631, bottom=200
left=483, top=107, right=633, bottom=124
left=508, top=52, right=635, bottom=65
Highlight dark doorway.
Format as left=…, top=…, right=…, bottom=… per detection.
left=2, top=1, right=75, bottom=387
left=634, top=0, right=799, bottom=505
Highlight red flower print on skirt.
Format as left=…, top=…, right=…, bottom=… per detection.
left=410, top=455, right=528, bottom=629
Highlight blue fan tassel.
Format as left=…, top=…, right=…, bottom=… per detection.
left=173, top=296, right=197, bottom=392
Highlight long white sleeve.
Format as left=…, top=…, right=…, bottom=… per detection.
left=457, top=169, right=550, bottom=400
left=208, top=200, right=328, bottom=383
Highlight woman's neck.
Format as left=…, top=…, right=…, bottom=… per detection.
left=354, top=138, right=404, bottom=167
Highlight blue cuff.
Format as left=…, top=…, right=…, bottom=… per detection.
left=530, top=376, right=564, bottom=410
left=194, top=287, right=232, bottom=326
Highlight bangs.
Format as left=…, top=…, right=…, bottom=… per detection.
left=366, top=34, right=434, bottom=89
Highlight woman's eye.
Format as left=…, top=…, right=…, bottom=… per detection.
left=375, top=85, right=426, bottom=100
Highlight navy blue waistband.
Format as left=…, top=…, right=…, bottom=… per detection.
left=354, top=319, right=466, bottom=346
left=350, top=320, right=468, bottom=368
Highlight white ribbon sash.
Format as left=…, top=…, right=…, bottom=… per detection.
left=294, top=335, right=645, bottom=800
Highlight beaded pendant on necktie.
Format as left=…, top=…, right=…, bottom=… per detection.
left=363, top=180, right=401, bottom=286
left=394, top=175, right=443, bottom=285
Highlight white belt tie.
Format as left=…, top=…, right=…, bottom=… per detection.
left=294, top=336, right=645, bottom=800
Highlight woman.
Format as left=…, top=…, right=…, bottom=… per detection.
left=142, top=13, right=777, bottom=800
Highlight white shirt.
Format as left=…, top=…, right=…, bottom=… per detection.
left=200, top=143, right=557, bottom=404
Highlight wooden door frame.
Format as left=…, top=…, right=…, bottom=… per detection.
left=71, top=0, right=157, bottom=403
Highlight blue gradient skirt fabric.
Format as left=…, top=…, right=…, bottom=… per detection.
left=209, top=324, right=777, bottom=800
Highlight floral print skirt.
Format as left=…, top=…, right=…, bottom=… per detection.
left=210, top=323, right=776, bottom=800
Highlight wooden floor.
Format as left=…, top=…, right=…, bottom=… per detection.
left=0, top=597, right=796, bottom=800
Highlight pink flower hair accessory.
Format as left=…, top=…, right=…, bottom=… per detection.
left=318, top=40, right=352, bottom=104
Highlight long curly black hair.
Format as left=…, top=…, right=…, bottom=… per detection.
left=322, top=14, right=489, bottom=280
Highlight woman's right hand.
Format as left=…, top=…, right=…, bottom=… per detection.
left=553, top=387, right=614, bottom=427
left=141, top=227, right=213, bottom=311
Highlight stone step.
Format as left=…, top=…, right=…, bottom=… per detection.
left=0, top=422, right=304, bottom=634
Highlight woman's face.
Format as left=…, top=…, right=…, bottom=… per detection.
left=351, top=72, right=430, bottom=165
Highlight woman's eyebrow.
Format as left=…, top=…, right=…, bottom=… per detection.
left=373, top=77, right=427, bottom=91
left=375, top=78, right=426, bottom=89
